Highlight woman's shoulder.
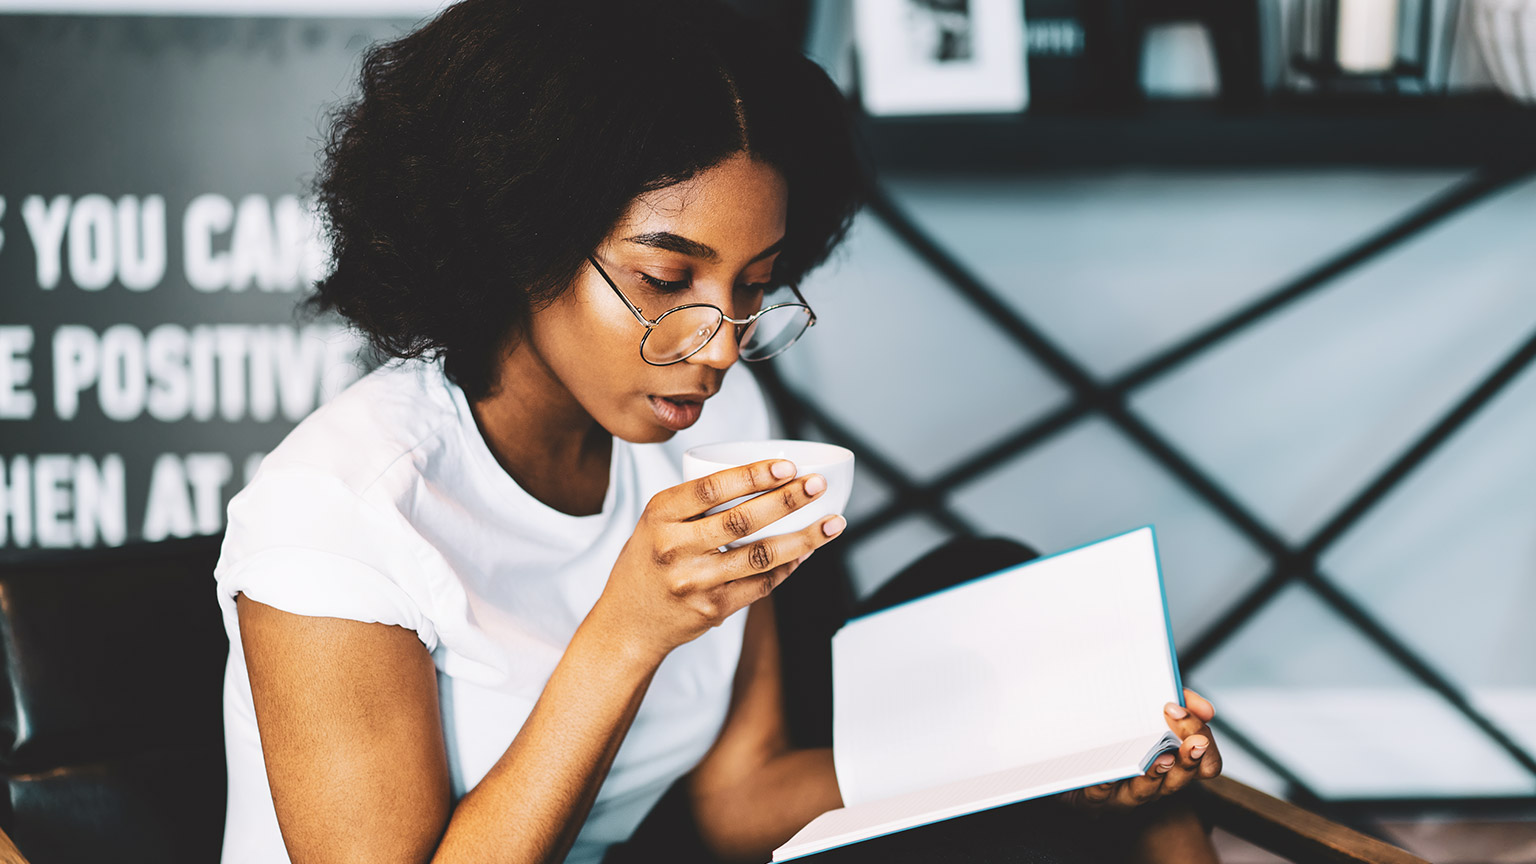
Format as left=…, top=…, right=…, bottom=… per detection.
left=212, top=358, right=461, bottom=648
left=254, top=357, right=459, bottom=492
left=220, top=355, right=462, bottom=560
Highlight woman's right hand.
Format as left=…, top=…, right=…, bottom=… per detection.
left=591, top=458, right=845, bottom=663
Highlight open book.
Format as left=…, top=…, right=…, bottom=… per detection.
left=773, top=525, right=1184, bottom=861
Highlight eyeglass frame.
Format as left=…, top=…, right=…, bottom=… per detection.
left=585, top=253, right=817, bottom=366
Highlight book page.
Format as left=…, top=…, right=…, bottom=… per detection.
left=831, top=526, right=1181, bottom=807
left=774, top=733, right=1167, bottom=861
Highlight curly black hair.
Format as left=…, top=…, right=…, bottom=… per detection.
left=304, top=0, right=866, bottom=402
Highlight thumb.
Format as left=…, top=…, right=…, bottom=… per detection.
left=1183, top=688, right=1216, bottom=723
left=1163, top=701, right=1207, bottom=739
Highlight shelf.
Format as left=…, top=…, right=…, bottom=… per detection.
left=855, top=96, right=1536, bottom=174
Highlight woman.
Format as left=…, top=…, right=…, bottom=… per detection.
left=213, top=2, right=1223, bottom=863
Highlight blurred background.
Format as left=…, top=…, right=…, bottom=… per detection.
left=1, top=1, right=1534, bottom=860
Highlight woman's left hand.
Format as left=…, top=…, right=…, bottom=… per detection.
left=1061, top=688, right=1223, bottom=812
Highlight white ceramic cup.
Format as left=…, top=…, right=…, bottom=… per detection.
left=681, top=440, right=855, bottom=549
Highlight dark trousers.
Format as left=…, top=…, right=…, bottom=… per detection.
left=609, top=537, right=1131, bottom=864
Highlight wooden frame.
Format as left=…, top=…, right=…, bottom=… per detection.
left=1193, top=777, right=1431, bottom=863
left=0, top=826, right=25, bottom=864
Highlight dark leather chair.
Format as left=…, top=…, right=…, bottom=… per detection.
left=0, top=534, right=228, bottom=864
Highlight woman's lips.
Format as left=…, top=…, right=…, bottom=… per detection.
left=648, top=395, right=704, bottom=431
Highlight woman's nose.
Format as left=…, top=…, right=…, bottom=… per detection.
left=686, top=311, right=741, bottom=370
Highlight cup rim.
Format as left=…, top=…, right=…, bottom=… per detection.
left=682, top=438, right=855, bottom=470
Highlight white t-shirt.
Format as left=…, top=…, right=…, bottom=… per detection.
left=214, top=356, right=771, bottom=864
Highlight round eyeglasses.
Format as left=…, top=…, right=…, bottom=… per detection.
left=587, top=254, right=817, bottom=366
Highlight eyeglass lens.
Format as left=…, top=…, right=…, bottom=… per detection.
left=642, top=292, right=811, bottom=365
left=739, top=304, right=812, bottom=360
left=645, top=305, right=721, bottom=365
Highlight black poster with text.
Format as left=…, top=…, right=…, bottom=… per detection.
left=0, top=15, right=414, bottom=550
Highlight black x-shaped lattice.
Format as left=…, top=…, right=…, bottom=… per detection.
left=758, top=163, right=1536, bottom=820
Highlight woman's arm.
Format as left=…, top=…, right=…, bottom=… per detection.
left=239, top=591, right=661, bottom=864
left=241, top=457, right=841, bottom=864
left=688, top=594, right=843, bottom=864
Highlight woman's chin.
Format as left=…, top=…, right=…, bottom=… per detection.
left=629, top=425, right=679, bottom=445
left=603, top=412, right=679, bottom=445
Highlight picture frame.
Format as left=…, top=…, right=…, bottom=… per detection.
left=852, top=0, right=1031, bottom=116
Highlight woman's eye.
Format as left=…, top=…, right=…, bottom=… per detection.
left=637, top=272, right=690, bottom=293
left=637, top=273, right=772, bottom=294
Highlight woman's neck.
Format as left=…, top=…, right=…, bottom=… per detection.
left=469, top=350, right=613, bottom=517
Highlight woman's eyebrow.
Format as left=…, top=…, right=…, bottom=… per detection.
left=623, top=232, right=785, bottom=263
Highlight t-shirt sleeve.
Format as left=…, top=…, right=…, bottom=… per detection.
left=214, top=469, right=439, bottom=652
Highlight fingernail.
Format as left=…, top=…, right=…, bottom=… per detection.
left=823, top=515, right=846, bottom=537
left=771, top=461, right=796, bottom=480
left=1191, top=743, right=1207, bottom=759
left=804, top=474, right=826, bottom=496
left=1156, top=755, right=1175, bottom=771
left=1164, top=702, right=1188, bottom=719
